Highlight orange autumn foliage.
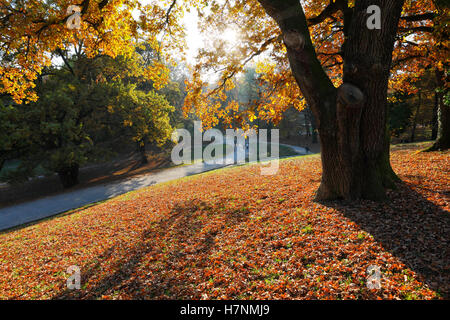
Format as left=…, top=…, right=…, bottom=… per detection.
left=0, top=146, right=448, bottom=299
left=1, top=0, right=447, bottom=122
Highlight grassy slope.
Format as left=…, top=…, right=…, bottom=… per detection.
left=0, top=147, right=448, bottom=300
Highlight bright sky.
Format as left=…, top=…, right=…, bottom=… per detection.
left=135, top=1, right=202, bottom=63
left=138, top=1, right=240, bottom=64
left=183, top=9, right=203, bottom=63
left=54, top=2, right=242, bottom=77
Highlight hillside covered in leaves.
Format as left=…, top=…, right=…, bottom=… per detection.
left=0, top=146, right=448, bottom=300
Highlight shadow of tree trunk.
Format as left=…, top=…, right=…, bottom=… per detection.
left=52, top=199, right=250, bottom=300
left=318, top=182, right=449, bottom=298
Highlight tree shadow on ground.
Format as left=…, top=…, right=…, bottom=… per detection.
left=52, top=198, right=250, bottom=300
left=320, top=182, right=449, bottom=298
left=51, top=181, right=449, bottom=299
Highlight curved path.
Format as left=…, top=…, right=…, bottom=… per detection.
left=0, top=144, right=312, bottom=232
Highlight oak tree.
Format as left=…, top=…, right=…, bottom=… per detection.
left=185, top=0, right=448, bottom=200
left=1, top=0, right=448, bottom=199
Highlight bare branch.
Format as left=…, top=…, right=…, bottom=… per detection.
left=398, top=26, right=435, bottom=33
left=307, top=0, right=348, bottom=26
left=400, top=12, right=435, bottom=22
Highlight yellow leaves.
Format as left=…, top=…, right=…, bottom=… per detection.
left=123, top=120, right=133, bottom=127
left=224, top=79, right=235, bottom=91
left=144, top=61, right=170, bottom=90
left=226, top=100, right=239, bottom=113
left=0, top=0, right=185, bottom=103
left=255, top=60, right=276, bottom=75
left=292, top=98, right=306, bottom=112
left=1, top=0, right=442, bottom=112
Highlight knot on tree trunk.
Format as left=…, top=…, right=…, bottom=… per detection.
left=337, top=83, right=364, bottom=109
left=283, top=30, right=305, bottom=51
left=336, top=83, right=364, bottom=153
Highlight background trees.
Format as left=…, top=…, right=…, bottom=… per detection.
left=388, top=69, right=442, bottom=144
left=112, top=85, right=174, bottom=164
left=0, top=49, right=176, bottom=188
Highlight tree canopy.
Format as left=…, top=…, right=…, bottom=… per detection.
left=0, top=46, right=175, bottom=187
left=1, top=1, right=447, bottom=124
left=1, top=0, right=448, bottom=198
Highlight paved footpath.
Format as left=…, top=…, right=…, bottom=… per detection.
left=0, top=144, right=312, bottom=232
left=0, top=162, right=231, bottom=232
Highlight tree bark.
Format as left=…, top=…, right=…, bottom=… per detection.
left=57, top=164, right=79, bottom=189
left=429, top=69, right=450, bottom=150
left=258, top=0, right=403, bottom=201
left=434, top=102, right=450, bottom=150
left=430, top=97, right=450, bottom=150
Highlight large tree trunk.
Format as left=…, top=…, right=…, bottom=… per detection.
left=431, top=97, right=450, bottom=150
left=316, top=84, right=398, bottom=201
left=57, top=164, right=79, bottom=189
left=258, top=0, right=403, bottom=201
left=429, top=69, right=450, bottom=150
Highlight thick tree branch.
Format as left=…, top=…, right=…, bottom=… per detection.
left=392, top=54, right=426, bottom=68
left=35, top=0, right=106, bottom=36
left=307, top=0, right=348, bottom=26
left=400, top=12, right=436, bottom=22
left=257, top=0, right=336, bottom=118
left=398, top=26, right=435, bottom=33
left=98, top=0, right=109, bottom=10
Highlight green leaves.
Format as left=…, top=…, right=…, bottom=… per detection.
left=0, top=51, right=175, bottom=186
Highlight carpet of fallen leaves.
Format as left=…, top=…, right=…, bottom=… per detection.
left=0, top=147, right=448, bottom=300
